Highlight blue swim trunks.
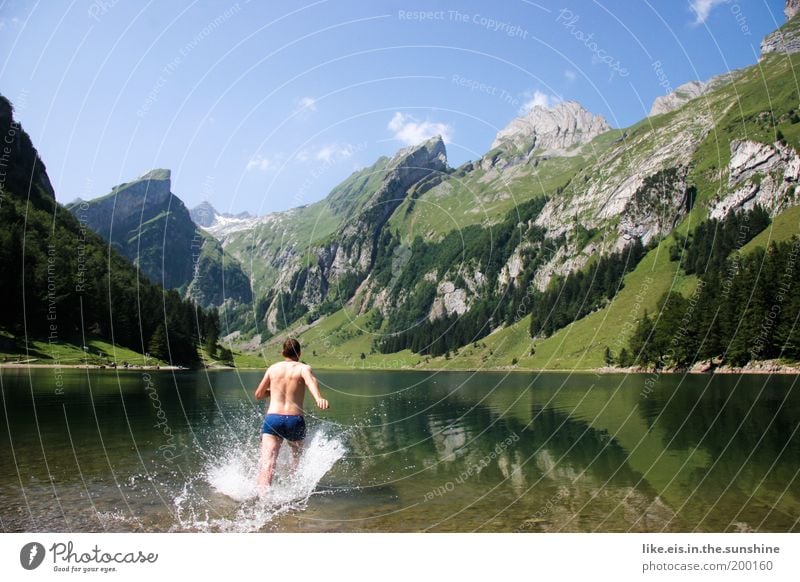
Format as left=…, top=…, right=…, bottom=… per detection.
left=261, top=413, right=306, bottom=441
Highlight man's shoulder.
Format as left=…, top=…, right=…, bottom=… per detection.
left=268, top=360, right=308, bottom=371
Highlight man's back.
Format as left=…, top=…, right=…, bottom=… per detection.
left=265, top=360, right=308, bottom=415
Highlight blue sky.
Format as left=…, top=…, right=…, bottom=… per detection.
left=0, top=0, right=788, bottom=215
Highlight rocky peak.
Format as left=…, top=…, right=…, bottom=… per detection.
left=787, top=0, right=799, bottom=19
left=190, top=201, right=220, bottom=227
left=391, top=135, right=447, bottom=169
left=491, top=101, right=610, bottom=155
left=650, top=81, right=706, bottom=117
left=110, top=168, right=173, bottom=207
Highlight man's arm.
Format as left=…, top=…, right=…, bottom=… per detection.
left=301, top=365, right=328, bottom=410
left=254, top=368, right=271, bottom=400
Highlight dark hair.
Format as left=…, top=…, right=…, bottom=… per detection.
left=282, top=338, right=301, bottom=360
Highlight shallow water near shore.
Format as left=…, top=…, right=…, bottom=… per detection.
left=1, top=368, right=798, bottom=532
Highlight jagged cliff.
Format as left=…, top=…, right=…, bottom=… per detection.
left=491, top=101, right=610, bottom=155
left=254, top=136, right=449, bottom=333
left=68, top=170, right=252, bottom=308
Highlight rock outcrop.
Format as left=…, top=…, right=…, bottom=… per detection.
left=650, top=80, right=705, bottom=117
left=761, top=1, right=800, bottom=57
left=492, top=101, right=610, bottom=155
left=761, top=27, right=800, bottom=57
left=709, top=139, right=800, bottom=219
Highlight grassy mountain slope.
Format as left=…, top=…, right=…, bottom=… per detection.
left=245, top=44, right=800, bottom=370
left=0, top=96, right=219, bottom=367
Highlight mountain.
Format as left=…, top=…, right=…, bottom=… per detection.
left=67, top=171, right=252, bottom=309
left=0, top=95, right=218, bottom=366
left=491, top=101, right=610, bottom=155
left=219, top=136, right=448, bottom=336
left=190, top=200, right=254, bottom=228
left=206, top=6, right=800, bottom=370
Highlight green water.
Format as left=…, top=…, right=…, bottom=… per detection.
left=0, top=368, right=798, bottom=532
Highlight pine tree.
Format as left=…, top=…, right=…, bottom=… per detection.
left=147, top=324, right=169, bottom=362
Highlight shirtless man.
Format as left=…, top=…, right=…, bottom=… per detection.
left=254, top=338, right=328, bottom=491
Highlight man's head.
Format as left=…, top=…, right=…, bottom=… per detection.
left=282, top=338, right=301, bottom=360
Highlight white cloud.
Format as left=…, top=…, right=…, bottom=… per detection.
left=293, top=96, right=317, bottom=118
left=564, top=69, right=577, bottom=82
left=315, top=143, right=356, bottom=162
left=295, top=142, right=359, bottom=164
left=689, top=0, right=728, bottom=25
left=246, top=154, right=273, bottom=172
left=519, top=90, right=560, bottom=114
left=387, top=112, right=452, bottom=145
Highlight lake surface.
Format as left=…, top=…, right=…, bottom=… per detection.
left=1, top=368, right=798, bottom=532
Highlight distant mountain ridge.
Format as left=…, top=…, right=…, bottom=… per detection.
left=190, top=200, right=254, bottom=228
left=67, top=170, right=252, bottom=309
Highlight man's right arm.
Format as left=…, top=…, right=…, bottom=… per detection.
left=254, top=367, right=271, bottom=400
left=302, top=365, right=328, bottom=410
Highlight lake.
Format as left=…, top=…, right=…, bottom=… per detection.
left=0, top=368, right=798, bottom=532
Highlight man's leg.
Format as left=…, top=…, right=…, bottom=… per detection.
left=257, top=434, right=282, bottom=491
left=287, top=439, right=304, bottom=476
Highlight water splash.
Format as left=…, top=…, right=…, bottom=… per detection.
left=172, top=421, right=347, bottom=532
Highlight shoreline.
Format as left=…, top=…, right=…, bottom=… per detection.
left=2, top=362, right=799, bottom=375
left=0, top=363, right=185, bottom=370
